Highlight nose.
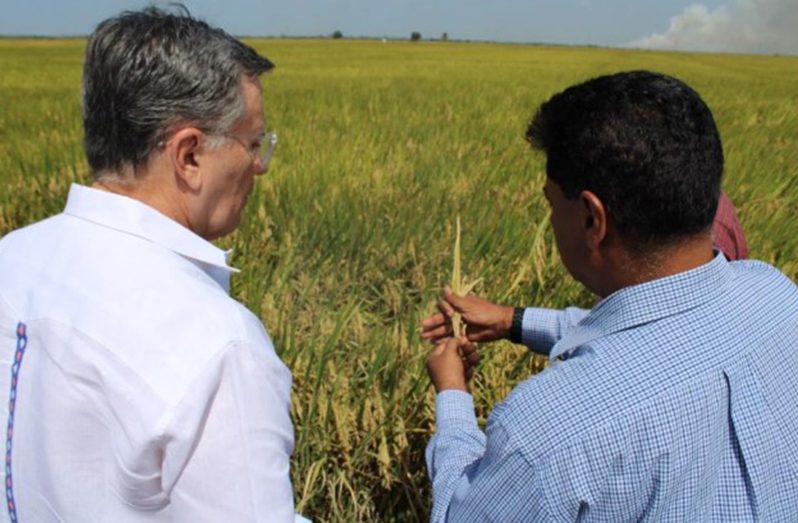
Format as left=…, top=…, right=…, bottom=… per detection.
left=254, top=160, right=268, bottom=177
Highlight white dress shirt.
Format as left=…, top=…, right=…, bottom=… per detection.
left=0, top=184, right=306, bottom=522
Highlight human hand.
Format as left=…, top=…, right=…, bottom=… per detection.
left=426, top=337, right=481, bottom=393
left=421, top=287, right=514, bottom=344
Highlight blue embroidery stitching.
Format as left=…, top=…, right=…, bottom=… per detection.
left=6, top=322, right=27, bottom=522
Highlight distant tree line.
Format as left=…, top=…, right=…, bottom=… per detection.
left=328, top=30, right=452, bottom=42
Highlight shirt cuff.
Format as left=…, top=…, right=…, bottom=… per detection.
left=435, top=390, right=478, bottom=432
left=521, top=307, right=563, bottom=355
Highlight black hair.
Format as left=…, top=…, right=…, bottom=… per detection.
left=527, top=70, right=723, bottom=248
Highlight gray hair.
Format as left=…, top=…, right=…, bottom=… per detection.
left=82, top=5, right=274, bottom=180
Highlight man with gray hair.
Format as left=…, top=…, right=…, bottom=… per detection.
left=0, top=7, right=307, bottom=522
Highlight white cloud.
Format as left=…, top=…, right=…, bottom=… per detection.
left=628, top=0, right=798, bottom=55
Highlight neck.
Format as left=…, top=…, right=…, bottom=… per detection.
left=92, top=171, right=193, bottom=232
left=596, top=233, right=715, bottom=297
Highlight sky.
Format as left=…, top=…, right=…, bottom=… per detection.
left=1, top=0, right=796, bottom=55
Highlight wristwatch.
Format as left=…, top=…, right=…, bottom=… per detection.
left=509, top=307, right=524, bottom=344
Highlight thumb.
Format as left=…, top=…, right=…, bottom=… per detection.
left=444, top=286, right=469, bottom=312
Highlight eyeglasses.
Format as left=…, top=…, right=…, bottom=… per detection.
left=225, top=131, right=278, bottom=168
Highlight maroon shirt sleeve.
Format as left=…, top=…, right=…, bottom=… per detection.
left=713, top=191, right=748, bottom=260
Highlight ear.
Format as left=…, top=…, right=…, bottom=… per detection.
left=580, top=190, right=608, bottom=251
left=167, top=127, right=204, bottom=192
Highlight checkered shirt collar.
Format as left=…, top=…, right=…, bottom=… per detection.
left=549, top=252, right=732, bottom=361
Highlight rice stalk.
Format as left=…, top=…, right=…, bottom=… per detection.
left=450, top=215, right=481, bottom=337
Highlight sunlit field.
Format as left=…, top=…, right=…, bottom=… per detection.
left=1, top=37, right=796, bottom=521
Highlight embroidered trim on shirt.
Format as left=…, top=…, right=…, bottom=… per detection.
left=5, top=322, right=27, bottom=522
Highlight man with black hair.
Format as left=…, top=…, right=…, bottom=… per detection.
left=0, top=7, right=308, bottom=522
left=422, top=71, right=798, bottom=521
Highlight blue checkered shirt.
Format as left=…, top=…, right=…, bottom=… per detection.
left=426, top=254, right=798, bottom=522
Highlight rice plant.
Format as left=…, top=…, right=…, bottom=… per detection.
left=0, top=37, right=796, bottom=521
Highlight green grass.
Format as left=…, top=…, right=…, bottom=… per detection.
left=1, top=38, right=796, bottom=521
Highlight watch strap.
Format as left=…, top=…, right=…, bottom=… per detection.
left=509, top=307, right=525, bottom=344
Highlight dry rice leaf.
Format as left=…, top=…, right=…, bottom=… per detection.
left=450, top=216, right=481, bottom=338
left=451, top=216, right=463, bottom=337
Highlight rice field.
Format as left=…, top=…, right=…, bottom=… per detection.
left=1, top=37, right=796, bottom=521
